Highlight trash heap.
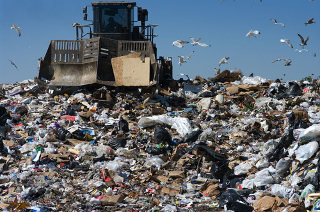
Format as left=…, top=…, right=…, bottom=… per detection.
left=0, top=73, right=320, bottom=212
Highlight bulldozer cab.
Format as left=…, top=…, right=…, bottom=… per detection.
left=92, top=1, right=133, bottom=40
left=38, top=1, right=172, bottom=89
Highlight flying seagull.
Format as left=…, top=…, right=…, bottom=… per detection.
left=219, top=57, right=229, bottom=66
left=314, top=53, right=316, bottom=57
left=305, top=18, right=315, bottom=26
left=298, top=34, right=309, bottom=48
left=185, top=51, right=194, bottom=59
left=280, top=39, right=293, bottom=48
left=271, top=58, right=290, bottom=63
left=8, top=59, right=18, bottom=69
left=221, top=0, right=235, bottom=3
left=295, top=49, right=309, bottom=52
left=284, top=60, right=292, bottom=66
left=11, top=24, right=21, bottom=36
left=189, top=37, right=211, bottom=47
left=172, top=40, right=189, bottom=48
left=270, top=19, right=285, bottom=27
left=178, top=56, right=187, bottom=66
left=177, top=73, right=190, bottom=79
left=214, top=68, right=220, bottom=75
left=246, top=29, right=260, bottom=38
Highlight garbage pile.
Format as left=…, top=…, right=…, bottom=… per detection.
left=0, top=73, right=320, bottom=212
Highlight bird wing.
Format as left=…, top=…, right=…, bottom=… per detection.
left=195, top=38, right=201, bottom=42
left=304, top=36, right=309, bottom=44
left=173, top=41, right=183, bottom=48
left=197, top=42, right=210, bottom=47
left=178, top=56, right=185, bottom=62
left=278, top=23, right=285, bottom=27
left=17, top=28, right=21, bottom=36
left=178, top=40, right=189, bottom=44
left=270, top=19, right=277, bottom=23
left=11, top=24, right=17, bottom=29
left=190, top=37, right=196, bottom=42
left=186, top=51, right=194, bottom=59
left=252, top=30, right=260, bottom=34
left=8, top=59, right=18, bottom=69
left=308, top=18, right=314, bottom=22
left=298, top=34, right=304, bottom=43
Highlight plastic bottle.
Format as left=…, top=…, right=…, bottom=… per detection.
left=301, top=184, right=315, bottom=199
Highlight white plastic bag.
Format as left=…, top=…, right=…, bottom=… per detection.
left=295, top=141, right=318, bottom=163
left=144, top=156, right=164, bottom=170
left=299, top=124, right=320, bottom=143
left=234, top=163, right=252, bottom=175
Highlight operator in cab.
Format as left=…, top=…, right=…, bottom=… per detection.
left=104, top=17, right=121, bottom=33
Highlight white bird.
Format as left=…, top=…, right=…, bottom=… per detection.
left=271, top=58, right=292, bottom=66
left=178, top=56, right=187, bottom=66
left=38, top=57, right=42, bottom=70
left=270, top=19, right=285, bottom=27
left=11, top=24, right=21, bottom=36
left=172, top=40, right=189, bottom=48
left=295, top=49, right=309, bottom=52
left=246, top=29, right=260, bottom=38
left=219, top=57, right=229, bottom=66
left=73, top=23, right=83, bottom=33
left=280, top=39, right=293, bottom=48
left=177, top=73, right=189, bottom=79
left=185, top=51, right=194, bottom=59
left=214, top=68, right=220, bottom=75
left=298, top=34, right=309, bottom=48
left=190, top=37, right=211, bottom=47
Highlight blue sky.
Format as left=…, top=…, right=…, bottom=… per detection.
left=0, top=0, right=319, bottom=84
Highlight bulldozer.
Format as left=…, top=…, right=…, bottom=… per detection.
left=38, top=1, right=172, bottom=90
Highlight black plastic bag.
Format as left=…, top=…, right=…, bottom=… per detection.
left=15, top=106, right=28, bottom=116
left=118, top=116, right=129, bottom=132
left=62, top=161, right=79, bottom=169
left=211, top=160, right=230, bottom=180
left=226, top=201, right=253, bottom=212
left=57, top=128, right=67, bottom=141
left=108, top=138, right=127, bottom=150
left=276, top=82, right=302, bottom=99
left=145, top=147, right=167, bottom=155
left=191, top=143, right=227, bottom=161
left=70, top=130, right=85, bottom=140
left=184, top=129, right=202, bottom=143
left=154, top=125, right=171, bottom=144
left=0, top=106, right=11, bottom=126
left=219, top=189, right=246, bottom=208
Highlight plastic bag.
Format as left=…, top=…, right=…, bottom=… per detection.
left=108, top=138, right=127, bottom=150
left=299, top=124, right=320, bottom=143
left=211, top=160, right=230, bottom=180
left=295, top=141, right=318, bottom=163
left=276, top=157, right=291, bottom=175
left=234, top=163, right=252, bottom=175
left=219, top=189, right=246, bottom=208
left=144, top=156, right=164, bottom=170
left=138, top=115, right=193, bottom=137
left=269, top=184, right=293, bottom=198
left=154, top=125, right=172, bottom=144
left=253, top=167, right=280, bottom=187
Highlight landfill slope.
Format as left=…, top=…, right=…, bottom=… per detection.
left=0, top=73, right=320, bottom=212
